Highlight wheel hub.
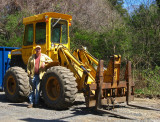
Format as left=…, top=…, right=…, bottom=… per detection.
left=46, top=76, right=60, bottom=101
left=7, top=75, right=16, bottom=95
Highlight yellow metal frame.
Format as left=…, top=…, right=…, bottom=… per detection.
left=12, top=12, right=72, bottom=64
left=73, top=48, right=122, bottom=83
left=10, top=12, right=122, bottom=92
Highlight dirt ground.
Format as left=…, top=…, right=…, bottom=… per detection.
left=0, top=92, right=159, bottom=122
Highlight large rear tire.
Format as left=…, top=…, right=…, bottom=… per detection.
left=41, top=66, right=77, bottom=109
left=4, top=66, right=30, bottom=102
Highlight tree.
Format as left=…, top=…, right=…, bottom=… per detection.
left=127, top=4, right=160, bottom=69
left=156, top=0, right=160, bottom=8
left=108, top=0, right=128, bottom=16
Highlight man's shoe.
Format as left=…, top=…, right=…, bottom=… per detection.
left=27, top=104, right=33, bottom=108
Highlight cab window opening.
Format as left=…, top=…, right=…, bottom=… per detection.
left=51, top=19, right=68, bottom=44
left=36, top=22, right=46, bottom=44
left=23, top=24, right=33, bottom=46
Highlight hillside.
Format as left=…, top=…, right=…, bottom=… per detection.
left=0, top=0, right=121, bottom=31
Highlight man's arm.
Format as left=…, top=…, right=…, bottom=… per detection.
left=40, top=54, right=53, bottom=68
left=45, top=55, right=53, bottom=63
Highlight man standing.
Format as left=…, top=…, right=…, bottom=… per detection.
left=27, top=45, right=52, bottom=108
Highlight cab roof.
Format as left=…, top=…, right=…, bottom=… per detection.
left=23, top=12, right=72, bottom=24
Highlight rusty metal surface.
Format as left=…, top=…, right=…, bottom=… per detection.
left=95, top=60, right=104, bottom=109
left=103, top=55, right=121, bottom=83
left=90, top=82, right=127, bottom=90
left=85, top=59, right=135, bottom=109
left=86, top=96, right=134, bottom=107
left=126, top=61, right=132, bottom=104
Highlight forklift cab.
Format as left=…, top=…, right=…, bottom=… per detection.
left=20, top=12, right=72, bottom=64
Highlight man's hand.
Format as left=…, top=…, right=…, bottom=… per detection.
left=27, top=71, right=31, bottom=77
left=41, top=62, right=45, bottom=68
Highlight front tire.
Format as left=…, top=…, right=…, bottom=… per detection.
left=4, top=66, right=30, bottom=102
left=41, top=66, right=77, bottom=109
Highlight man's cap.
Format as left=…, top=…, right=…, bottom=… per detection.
left=35, top=45, right=41, bottom=49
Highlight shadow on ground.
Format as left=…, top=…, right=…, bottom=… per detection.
left=128, top=104, right=160, bottom=111
left=20, top=105, right=136, bottom=122
left=1, top=91, right=159, bottom=121
left=20, top=118, right=67, bottom=122
left=0, top=92, right=10, bottom=103
left=19, top=102, right=160, bottom=121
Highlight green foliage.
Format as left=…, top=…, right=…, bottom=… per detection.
left=71, top=23, right=132, bottom=62
left=0, top=10, right=33, bottom=47
left=135, top=89, right=145, bottom=95
left=127, top=4, right=160, bottom=95
left=4, top=12, right=24, bottom=47
left=70, top=27, right=100, bottom=58
left=127, top=4, right=160, bottom=68
left=139, top=66, right=160, bottom=95
left=156, top=0, right=160, bottom=8
left=108, top=0, right=128, bottom=16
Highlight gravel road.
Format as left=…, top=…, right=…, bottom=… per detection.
left=0, top=92, right=159, bottom=122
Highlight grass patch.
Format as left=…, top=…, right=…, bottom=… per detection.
left=134, top=66, right=160, bottom=96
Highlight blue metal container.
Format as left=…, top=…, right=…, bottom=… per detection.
left=0, top=47, right=19, bottom=90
